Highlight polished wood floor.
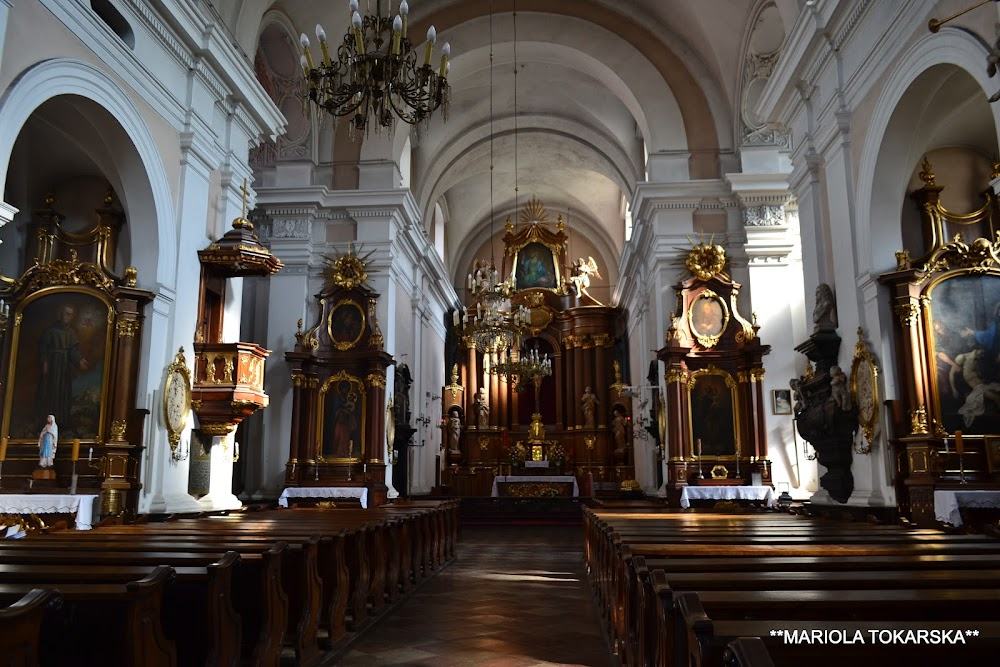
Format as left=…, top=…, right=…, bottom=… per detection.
left=335, top=526, right=613, bottom=666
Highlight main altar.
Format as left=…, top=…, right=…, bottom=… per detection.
left=440, top=198, right=632, bottom=497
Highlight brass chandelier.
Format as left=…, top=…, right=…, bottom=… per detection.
left=300, top=0, right=451, bottom=136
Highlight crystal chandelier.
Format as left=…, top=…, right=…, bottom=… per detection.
left=300, top=0, right=451, bottom=136
left=459, top=261, right=530, bottom=353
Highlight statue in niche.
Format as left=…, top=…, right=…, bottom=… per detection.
left=447, top=409, right=462, bottom=453
left=581, top=387, right=599, bottom=429
left=612, top=407, right=627, bottom=453
left=830, top=366, right=853, bottom=412
left=568, top=256, right=602, bottom=302
left=813, top=283, right=838, bottom=332
left=475, top=387, right=489, bottom=428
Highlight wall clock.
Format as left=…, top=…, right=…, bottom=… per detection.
left=849, top=328, right=879, bottom=448
left=163, top=347, right=192, bottom=452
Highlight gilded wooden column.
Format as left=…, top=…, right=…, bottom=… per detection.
left=896, top=296, right=929, bottom=435
left=287, top=373, right=305, bottom=484
left=553, top=352, right=563, bottom=430
left=573, top=340, right=585, bottom=429
left=304, top=377, right=319, bottom=464
left=665, top=366, right=688, bottom=483
left=563, top=336, right=575, bottom=429
left=498, top=372, right=510, bottom=430
left=593, top=336, right=611, bottom=427
left=489, top=357, right=500, bottom=428
left=581, top=335, right=594, bottom=423
left=466, top=340, right=478, bottom=428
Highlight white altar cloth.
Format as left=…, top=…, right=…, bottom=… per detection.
left=933, top=490, right=1000, bottom=527
left=680, top=485, right=776, bottom=509
left=278, top=486, right=368, bottom=508
left=0, top=494, right=98, bottom=530
left=491, top=475, right=579, bottom=497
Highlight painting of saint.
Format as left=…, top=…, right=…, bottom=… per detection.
left=6, top=291, right=110, bottom=441
left=321, top=378, right=364, bottom=459
left=515, top=242, right=557, bottom=290
left=929, top=274, right=1000, bottom=434
left=690, top=296, right=725, bottom=338
left=689, top=374, right=737, bottom=456
left=328, top=301, right=365, bottom=349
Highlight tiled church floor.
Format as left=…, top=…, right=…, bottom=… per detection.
left=336, top=525, right=614, bottom=667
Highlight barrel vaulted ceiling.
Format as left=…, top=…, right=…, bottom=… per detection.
left=213, top=0, right=800, bottom=283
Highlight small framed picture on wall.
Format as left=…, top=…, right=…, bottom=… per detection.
left=772, top=389, right=792, bottom=415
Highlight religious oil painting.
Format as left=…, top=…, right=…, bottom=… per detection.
left=689, top=293, right=726, bottom=339
left=327, top=300, right=365, bottom=350
left=928, top=273, right=1000, bottom=435
left=4, top=289, right=112, bottom=442
left=772, top=389, right=792, bottom=415
left=985, top=436, right=1000, bottom=474
left=688, top=372, right=737, bottom=457
left=320, top=374, right=365, bottom=460
left=515, top=242, right=557, bottom=290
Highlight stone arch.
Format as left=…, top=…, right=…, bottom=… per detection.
left=856, top=31, right=1000, bottom=279
left=0, top=59, right=176, bottom=288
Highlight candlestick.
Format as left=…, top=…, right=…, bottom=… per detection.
left=72, top=438, right=80, bottom=461
left=955, top=430, right=964, bottom=456
left=697, top=438, right=703, bottom=457
left=0, top=436, right=7, bottom=462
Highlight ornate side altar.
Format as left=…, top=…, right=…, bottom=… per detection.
left=0, top=190, right=153, bottom=518
left=442, top=198, right=631, bottom=497
left=657, top=243, right=772, bottom=507
left=879, top=159, right=1000, bottom=524
left=283, top=248, right=393, bottom=507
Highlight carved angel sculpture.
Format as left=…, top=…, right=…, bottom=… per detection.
left=569, top=256, right=602, bottom=301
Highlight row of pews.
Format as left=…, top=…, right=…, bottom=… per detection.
left=584, top=507, right=1000, bottom=667
left=0, top=499, right=458, bottom=666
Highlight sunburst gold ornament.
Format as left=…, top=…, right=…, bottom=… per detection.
left=685, top=242, right=727, bottom=281
left=323, top=244, right=375, bottom=290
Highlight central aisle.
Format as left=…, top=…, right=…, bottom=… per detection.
left=337, top=525, right=614, bottom=666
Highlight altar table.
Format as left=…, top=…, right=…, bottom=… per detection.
left=491, top=475, right=580, bottom=498
left=680, top=485, right=776, bottom=509
left=0, top=494, right=98, bottom=530
left=933, top=489, right=1000, bottom=527
left=278, top=486, right=368, bottom=508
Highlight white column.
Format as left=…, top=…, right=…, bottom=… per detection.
left=198, top=433, right=243, bottom=510
left=252, top=213, right=315, bottom=500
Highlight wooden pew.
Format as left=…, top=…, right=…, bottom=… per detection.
left=0, top=567, right=176, bottom=667
left=0, top=588, right=62, bottom=667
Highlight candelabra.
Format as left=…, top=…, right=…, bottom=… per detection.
left=300, top=0, right=451, bottom=136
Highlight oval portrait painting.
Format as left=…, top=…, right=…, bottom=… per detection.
left=328, top=300, right=366, bottom=350
left=690, top=295, right=725, bottom=338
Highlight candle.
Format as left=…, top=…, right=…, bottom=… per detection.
left=697, top=438, right=703, bottom=457
left=88, top=447, right=93, bottom=462
left=72, top=438, right=80, bottom=461
left=955, top=431, right=964, bottom=456
left=0, top=437, right=7, bottom=462
left=400, top=0, right=408, bottom=38
left=439, top=42, right=450, bottom=78
left=352, top=12, right=364, bottom=54
left=299, top=34, right=314, bottom=70
left=391, top=15, right=402, bottom=55
left=424, top=26, right=436, bottom=66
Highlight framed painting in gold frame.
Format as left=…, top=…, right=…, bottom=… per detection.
left=2, top=287, right=113, bottom=443
left=317, top=371, right=366, bottom=461
left=687, top=367, right=739, bottom=457
left=327, top=299, right=366, bottom=351
left=925, top=272, right=1000, bottom=436
left=986, top=436, right=1000, bottom=474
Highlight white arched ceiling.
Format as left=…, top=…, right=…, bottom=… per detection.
left=217, top=0, right=774, bottom=287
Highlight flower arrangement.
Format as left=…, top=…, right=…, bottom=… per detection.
left=508, top=442, right=526, bottom=465
left=548, top=443, right=569, bottom=467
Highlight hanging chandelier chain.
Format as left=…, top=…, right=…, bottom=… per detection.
left=513, top=1, right=519, bottom=221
